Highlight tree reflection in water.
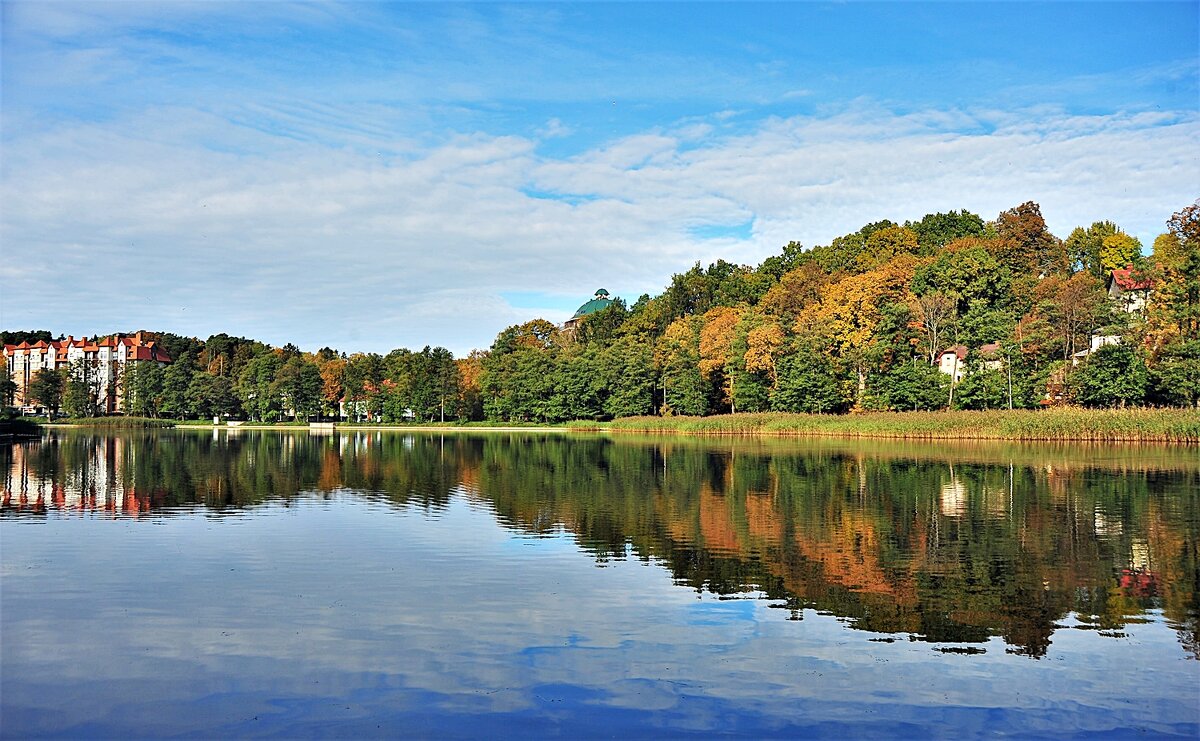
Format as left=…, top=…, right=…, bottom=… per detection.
left=3, top=429, right=1197, bottom=658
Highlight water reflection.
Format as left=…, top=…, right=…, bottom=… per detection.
left=3, top=430, right=1197, bottom=661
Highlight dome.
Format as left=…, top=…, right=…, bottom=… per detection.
left=569, top=289, right=614, bottom=320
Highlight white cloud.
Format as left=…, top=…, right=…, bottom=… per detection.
left=537, top=118, right=573, bottom=139
left=2, top=103, right=1197, bottom=355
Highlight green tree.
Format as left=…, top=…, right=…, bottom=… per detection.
left=187, top=373, right=241, bottom=419
left=756, top=240, right=808, bottom=280
left=123, top=361, right=165, bottom=417
left=954, top=368, right=1008, bottom=410
left=27, top=368, right=65, bottom=417
left=63, top=359, right=103, bottom=418
left=866, top=359, right=950, bottom=411
left=1069, top=344, right=1147, bottom=408
left=912, top=242, right=1009, bottom=317
left=236, top=352, right=283, bottom=422
left=576, top=299, right=629, bottom=346
left=343, top=353, right=385, bottom=421
left=600, top=336, right=655, bottom=418
left=810, top=220, right=897, bottom=274
left=0, top=330, right=54, bottom=346
left=0, top=376, right=17, bottom=408
left=906, top=210, right=986, bottom=253
left=160, top=352, right=198, bottom=419
left=1148, top=339, right=1200, bottom=408
left=1064, top=221, right=1119, bottom=277
left=553, top=348, right=604, bottom=421
left=772, top=344, right=850, bottom=413
left=273, top=356, right=323, bottom=421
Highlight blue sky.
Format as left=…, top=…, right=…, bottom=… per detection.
left=2, top=2, right=1197, bottom=355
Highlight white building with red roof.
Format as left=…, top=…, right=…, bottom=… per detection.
left=1108, top=265, right=1154, bottom=314
left=936, top=345, right=969, bottom=382
left=3, top=332, right=172, bottom=415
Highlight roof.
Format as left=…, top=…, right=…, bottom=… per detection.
left=570, top=289, right=614, bottom=320
left=978, top=342, right=1001, bottom=356
left=2, top=334, right=171, bottom=363
left=940, top=345, right=968, bottom=360
left=1111, top=266, right=1153, bottom=291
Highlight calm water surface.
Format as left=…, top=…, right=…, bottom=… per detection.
left=2, top=430, right=1198, bottom=739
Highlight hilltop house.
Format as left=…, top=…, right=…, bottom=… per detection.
left=1108, top=265, right=1154, bottom=314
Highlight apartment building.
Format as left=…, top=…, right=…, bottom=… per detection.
left=3, top=332, right=172, bottom=415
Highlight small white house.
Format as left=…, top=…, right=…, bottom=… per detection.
left=1071, top=334, right=1122, bottom=366
left=977, top=343, right=1004, bottom=371
left=1108, top=266, right=1153, bottom=314
left=937, top=346, right=968, bottom=383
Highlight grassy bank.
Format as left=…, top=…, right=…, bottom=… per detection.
left=51, top=416, right=178, bottom=429
left=567, top=408, right=1200, bottom=443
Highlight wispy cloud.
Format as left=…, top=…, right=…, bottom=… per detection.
left=2, top=2, right=1196, bottom=354
left=4, top=100, right=1196, bottom=354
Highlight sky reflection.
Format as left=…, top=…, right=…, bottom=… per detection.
left=2, top=432, right=1198, bottom=738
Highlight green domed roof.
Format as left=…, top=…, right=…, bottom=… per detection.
left=570, top=289, right=613, bottom=319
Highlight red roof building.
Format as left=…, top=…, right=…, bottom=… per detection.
left=3, top=332, right=172, bottom=414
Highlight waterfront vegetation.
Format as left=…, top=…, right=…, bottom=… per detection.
left=6, top=200, right=1199, bottom=426
left=570, top=407, right=1200, bottom=442
left=30, top=408, right=1199, bottom=443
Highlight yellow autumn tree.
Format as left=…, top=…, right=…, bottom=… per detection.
left=797, top=256, right=919, bottom=402
left=744, top=322, right=785, bottom=384
left=760, top=262, right=831, bottom=319
left=656, top=316, right=708, bottom=416
left=699, top=307, right=742, bottom=410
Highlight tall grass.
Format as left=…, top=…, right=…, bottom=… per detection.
left=55, top=416, right=177, bottom=429
left=567, top=408, right=1200, bottom=442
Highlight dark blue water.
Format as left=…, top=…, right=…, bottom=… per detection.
left=2, top=431, right=1197, bottom=738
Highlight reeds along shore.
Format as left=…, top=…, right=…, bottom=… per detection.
left=567, top=408, right=1200, bottom=443
left=20, top=407, right=1200, bottom=442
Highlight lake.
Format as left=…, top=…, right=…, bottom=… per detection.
left=2, top=429, right=1197, bottom=739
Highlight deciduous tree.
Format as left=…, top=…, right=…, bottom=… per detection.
left=27, top=368, right=65, bottom=417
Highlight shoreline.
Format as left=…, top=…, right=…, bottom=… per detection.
left=567, top=408, right=1200, bottom=444
left=23, top=407, right=1200, bottom=443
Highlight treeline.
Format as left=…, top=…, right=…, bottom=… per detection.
left=477, top=200, right=1199, bottom=420
left=5, top=199, right=1198, bottom=422
left=5, top=338, right=464, bottom=423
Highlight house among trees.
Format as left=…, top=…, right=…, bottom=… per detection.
left=977, top=343, right=1004, bottom=371
left=562, top=288, right=613, bottom=332
left=936, top=345, right=968, bottom=383
left=3, top=332, right=172, bottom=415
left=1071, top=334, right=1122, bottom=366
left=1108, top=265, right=1154, bottom=314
